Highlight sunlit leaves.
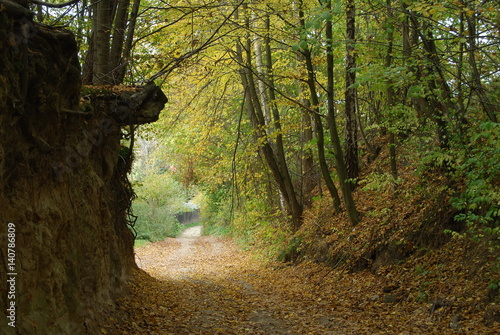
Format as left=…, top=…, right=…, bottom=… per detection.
left=135, top=172, right=187, bottom=210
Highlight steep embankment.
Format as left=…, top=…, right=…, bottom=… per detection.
left=0, top=2, right=165, bottom=334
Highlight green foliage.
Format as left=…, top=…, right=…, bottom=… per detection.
left=488, top=279, right=499, bottom=293
left=199, top=184, right=233, bottom=236
left=132, top=200, right=182, bottom=242
left=199, top=181, right=290, bottom=259
left=132, top=161, right=192, bottom=242
left=360, top=172, right=397, bottom=193
left=232, top=198, right=288, bottom=252
left=449, top=122, right=500, bottom=245
left=135, top=172, right=188, bottom=212
left=276, top=236, right=303, bottom=262
left=134, top=239, right=151, bottom=248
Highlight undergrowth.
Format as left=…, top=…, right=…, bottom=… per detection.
left=132, top=200, right=182, bottom=242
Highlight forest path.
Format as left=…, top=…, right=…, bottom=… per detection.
left=107, top=226, right=470, bottom=334
left=119, top=226, right=357, bottom=334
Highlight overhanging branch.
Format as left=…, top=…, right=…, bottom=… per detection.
left=29, top=0, right=79, bottom=8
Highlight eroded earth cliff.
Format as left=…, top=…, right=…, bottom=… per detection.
left=0, top=2, right=166, bottom=333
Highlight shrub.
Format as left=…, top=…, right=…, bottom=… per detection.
left=132, top=200, right=182, bottom=242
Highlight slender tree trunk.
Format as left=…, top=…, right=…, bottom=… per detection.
left=303, top=50, right=342, bottom=213
left=325, top=0, right=359, bottom=224
left=298, top=2, right=342, bottom=213
left=36, top=4, right=43, bottom=22
left=253, top=11, right=271, bottom=127
left=93, top=0, right=113, bottom=84
left=263, top=14, right=303, bottom=229
left=300, top=102, right=316, bottom=207
left=234, top=6, right=303, bottom=229
left=385, top=0, right=398, bottom=185
left=457, top=12, right=465, bottom=114
left=109, top=0, right=130, bottom=83
left=115, top=0, right=140, bottom=83
left=406, top=15, right=454, bottom=149
left=82, top=33, right=94, bottom=84
left=344, top=0, right=359, bottom=185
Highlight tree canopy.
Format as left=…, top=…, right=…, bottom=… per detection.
left=36, top=0, right=499, bottom=247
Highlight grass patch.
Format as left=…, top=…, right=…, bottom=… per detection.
left=180, top=221, right=202, bottom=232
left=134, top=239, right=151, bottom=248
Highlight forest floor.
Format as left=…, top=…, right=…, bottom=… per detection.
left=103, top=225, right=499, bottom=334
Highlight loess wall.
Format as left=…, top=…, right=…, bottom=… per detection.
left=0, top=2, right=164, bottom=334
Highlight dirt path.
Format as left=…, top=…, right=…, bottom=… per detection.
left=107, top=227, right=494, bottom=334
left=135, top=225, right=209, bottom=279
left=132, top=226, right=302, bottom=334
left=122, top=227, right=352, bottom=334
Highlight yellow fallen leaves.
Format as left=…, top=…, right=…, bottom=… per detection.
left=99, top=231, right=499, bottom=334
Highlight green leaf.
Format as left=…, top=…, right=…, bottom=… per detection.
left=299, top=40, right=308, bottom=50
left=320, top=11, right=333, bottom=21
left=333, top=2, right=341, bottom=14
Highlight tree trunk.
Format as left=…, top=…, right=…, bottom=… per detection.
left=115, top=0, right=140, bottom=84
left=385, top=0, right=398, bottom=186
left=344, top=0, right=359, bottom=185
left=82, top=32, right=94, bottom=84
left=298, top=3, right=342, bottom=213
left=109, top=0, right=130, bottom=83
left=466, top=12, right=498, bottom=123
left=407, top=15, right=454, bottom=149
left=253, top=11, right=271, bottom=127
left=93, top=0, right=113, bottom=84
left=234, top=6, right=303, bottom=229
left=303, top=50, right=342, bottom=213
left=263, top=15, right=303, bottom=229
left=300, top=98, right=316, bottom=207
left=87, top=0, right=138, bottom=85
left=325, top=0, right=359, bottom=224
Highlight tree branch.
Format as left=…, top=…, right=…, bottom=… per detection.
left=148, top=0, right=245, bottom=82
left=29, top=0, right=79, bottom=8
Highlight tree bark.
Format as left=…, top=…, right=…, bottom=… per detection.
left=93, top=0, right=113, bottom=84
left=109, top=0, right=130, bottom=83
left=385, top=0, right=398, bottom=185
left=300, top=97, right=316, bottom=207
left=466, top=12, right=498, bottom=123
left=344, top=0, right=359, bottom=185
left=253, top=11, right=271, bottom=127
left=303, top=50, right=342, bottom=213
left=406, top=14, right=454, bottom=149
left=115, top=0, right=140, bottom=83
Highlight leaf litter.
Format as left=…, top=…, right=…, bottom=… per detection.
left=102, top=226, right=499, bottom=334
